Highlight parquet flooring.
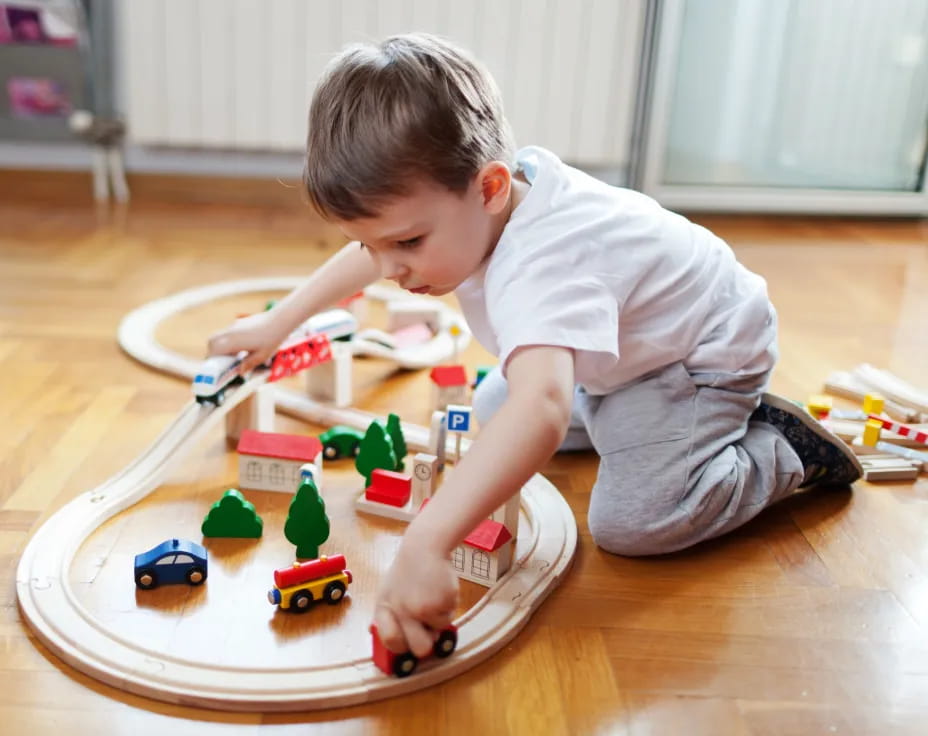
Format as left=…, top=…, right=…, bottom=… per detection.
left=1, top=195, right=926, bottom=735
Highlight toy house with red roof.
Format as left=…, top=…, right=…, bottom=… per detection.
left=452, top=517, right=514, bottom=586
left=430, top=364, right=468, bottom=410
left=237, top=429, right=323, bottom=493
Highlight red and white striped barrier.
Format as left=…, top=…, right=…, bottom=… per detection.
left=867, top=415, right=928, bottom=446
left=268, top=334, right=332, bottom=383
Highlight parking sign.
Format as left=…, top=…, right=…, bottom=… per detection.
left=446, top=404, right=472, bottom=433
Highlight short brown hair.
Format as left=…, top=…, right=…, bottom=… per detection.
left=304, top=33, right=515, bottom=220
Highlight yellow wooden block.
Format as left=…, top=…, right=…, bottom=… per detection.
left=862, top=418, right=883, bottom=447
left=807, top=394, right=833, bottom=418
left=863, top=393, right=885, bottom=414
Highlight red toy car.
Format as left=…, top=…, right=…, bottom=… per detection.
left=370, top=623, right=458, bottom=677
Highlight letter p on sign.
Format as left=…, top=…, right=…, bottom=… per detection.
left=446, top=405, right=472, bottom=434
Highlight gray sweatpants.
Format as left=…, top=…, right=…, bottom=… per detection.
left=472, top=361, right=804, bottom=556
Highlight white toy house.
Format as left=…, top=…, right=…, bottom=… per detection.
left=237, top=429, right=323, bottom=493
left=452, top=518, right=514, bottom=586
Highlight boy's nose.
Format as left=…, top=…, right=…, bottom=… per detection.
left=382, top=258, right=410, bottom=282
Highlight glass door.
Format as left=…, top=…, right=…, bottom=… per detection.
left=634, top=0, right=928, bottom=214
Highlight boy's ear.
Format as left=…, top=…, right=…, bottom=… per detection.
left=479, top=162, right=511, bottom=214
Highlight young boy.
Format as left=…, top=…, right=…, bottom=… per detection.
left=208, top=33, right=862, bottom=658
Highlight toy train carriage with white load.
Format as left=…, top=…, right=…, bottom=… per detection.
left=292, top=308, right=358, bottom=343
left=267, top=554, right=352, bottom=612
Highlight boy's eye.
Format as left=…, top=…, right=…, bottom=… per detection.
left=396, top=236, right=421, bottom=249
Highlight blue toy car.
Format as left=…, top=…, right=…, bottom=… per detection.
left=134, top=538, right=208, bottom=590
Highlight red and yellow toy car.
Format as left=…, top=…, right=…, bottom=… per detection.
left=267, top=554, right=352, bottom=612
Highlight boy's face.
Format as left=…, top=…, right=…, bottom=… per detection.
left=335, top=173, right=507, bottom=297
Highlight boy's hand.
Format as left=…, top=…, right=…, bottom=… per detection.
left=373, top=534, right=458, bottom=657
left=207, top=310, right=290, bottom=374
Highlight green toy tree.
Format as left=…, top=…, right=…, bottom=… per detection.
left=284, top=479, right=330, bottom=559
left=355, top=420, right=397, bottom=486
left=201, top=488, right=263, bottom=538
left=384, top=413, right=408, bottom=471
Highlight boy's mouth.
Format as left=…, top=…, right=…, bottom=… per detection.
left=408, top=285, right=430, bottom=294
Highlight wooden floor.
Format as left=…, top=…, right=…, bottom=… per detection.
left=2, top=193, right=927, bottom=735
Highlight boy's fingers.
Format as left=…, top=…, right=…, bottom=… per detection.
left=205, top=335, right=226, bottom=356
left=373, top=606, right=408, bottom=654
left=240, top=354, right=262, bottom=374
left=400, top=617, right=435, bottom=659
left=207, top=333, right=238, bottom=357
left=422, top=608, right=454, bottom=633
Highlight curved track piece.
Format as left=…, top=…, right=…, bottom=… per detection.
left=16, top=278, right=577, bottom=711
left=117, top=278, right=471, bottom=375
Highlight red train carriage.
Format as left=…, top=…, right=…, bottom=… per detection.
left=370, top=623, right=458, bottom=677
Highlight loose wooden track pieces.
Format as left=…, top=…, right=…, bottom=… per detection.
left=820, top=365, right=928, bottom=484
left=824, top=366, right=928, bottom=423
left=858, top=455, right=922, bottom=482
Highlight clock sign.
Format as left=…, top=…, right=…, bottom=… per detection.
left=412, top=453, right=439, bottom=500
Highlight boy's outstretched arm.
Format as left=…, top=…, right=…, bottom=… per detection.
left=373, top=344, right=576, bottom=657
left=207, top=241, right=381, bottom=372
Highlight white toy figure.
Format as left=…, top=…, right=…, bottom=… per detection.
left=68, top=109, right=130, bottom=203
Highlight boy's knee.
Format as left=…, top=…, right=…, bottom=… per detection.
left=588, top=502, right=696, bottom=557
left=472, top=366, right=507, bottom=425
left=588, top=514, right=658, bottom=557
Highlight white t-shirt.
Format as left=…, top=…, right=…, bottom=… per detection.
left=455, top=146, right=776, bottom=395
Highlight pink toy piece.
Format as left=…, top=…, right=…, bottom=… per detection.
left=390, top=322, right=433, bottom=348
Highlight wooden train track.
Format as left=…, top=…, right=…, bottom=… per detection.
left=16, top=279, right=577, bottom=711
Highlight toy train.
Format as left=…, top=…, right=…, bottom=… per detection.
left=267, top=554, right=352, bottom=612
left=293, top=307, right=358, bottom=343
left=370, top=623, right=458, bottom=677
left=192, top=352, right=248, bottom=405
left=193, top=308, right=358, bottom=405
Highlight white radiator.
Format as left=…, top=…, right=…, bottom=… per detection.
left=117, top=0, right=644, bottom=167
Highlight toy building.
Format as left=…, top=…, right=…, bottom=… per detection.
left=237, top=429, right=323, bottom=493
left=452, top=518, right=514, bottom=586
left=429, top=365, right=468, bottom=410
